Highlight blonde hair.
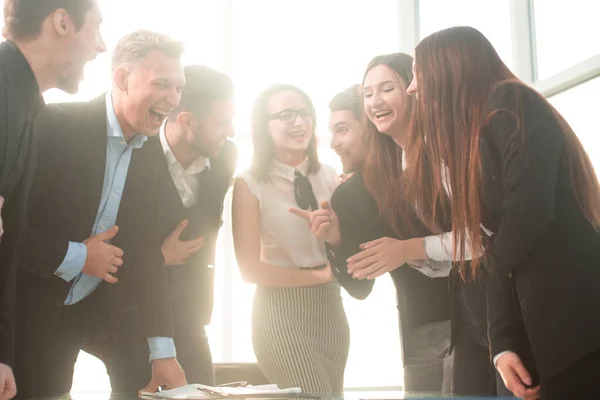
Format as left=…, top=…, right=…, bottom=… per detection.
left=111, top=29, right=184, bottom=71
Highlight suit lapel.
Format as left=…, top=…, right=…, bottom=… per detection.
left=85, top=94, right=109, bottom=223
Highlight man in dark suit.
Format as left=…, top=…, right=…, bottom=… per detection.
left=0, top=1, right=105, bottom=393
left=14, top=30, right=188, bottom=399
left=156, top=65, right=237, bottom=385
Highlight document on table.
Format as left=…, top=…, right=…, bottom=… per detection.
left=139, top=384, right=313, bottom=399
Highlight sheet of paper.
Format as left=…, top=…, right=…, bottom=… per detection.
left=141, top=384, right=302, bottom=399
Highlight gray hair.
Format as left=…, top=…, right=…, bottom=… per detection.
left=111, top=29, right=184, bottom=71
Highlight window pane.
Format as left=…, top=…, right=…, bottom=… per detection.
left=549, top=76, right=600, bottom=175
left=418, top=0, right=514, bottom=70
left=533, top=0, right=600, bottom=80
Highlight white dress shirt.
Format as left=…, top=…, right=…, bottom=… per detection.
left=239, top=159, right=339, bottom=269
left=159, top=124, right=210, bottom=207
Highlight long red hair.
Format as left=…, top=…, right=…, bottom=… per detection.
left=404, top=26, right=600, bottom=276
left=362, top=53, right=452, bottom=238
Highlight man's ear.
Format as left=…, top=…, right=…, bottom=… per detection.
left=176, top=111, right=193, bottom=131
left=113, top=67, right=129, bottom=92
left=50, top=9, right=72, bottom=37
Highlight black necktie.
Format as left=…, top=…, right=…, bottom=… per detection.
left=294, top=171, right=318, bottom=211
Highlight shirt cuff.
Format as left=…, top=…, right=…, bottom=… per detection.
left=493, top=350, right=512, bottom=367
left=409, top=259, right=453, bottom=278
left=54, top=242, right=87, bottom=282
left=424, top=232, right=478, bottom=262
left=147, top=337, right=176, bottom=362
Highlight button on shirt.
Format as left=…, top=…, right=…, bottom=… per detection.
left=159, top=122, right=210, bottom=208
left=52, top=93, right=175, bottom=360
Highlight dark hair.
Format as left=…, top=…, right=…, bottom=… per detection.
left=112, top=30, right=184, bottom=71
left=3, top=0, right=95, bottom=40
left=329, top=84, right=362, bottom=121
left=361, top=52, right=452, bottom=239
left=250, top=84, right=320, bottom=181
left=408, top=25, right=600, bottom=276
left=174, top=65, right=233, bottom=117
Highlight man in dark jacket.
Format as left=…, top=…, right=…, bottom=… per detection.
left=0, top=0, right=105, bottom=396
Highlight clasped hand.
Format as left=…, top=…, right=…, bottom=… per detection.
left=347, top=237, right=409, bottom=279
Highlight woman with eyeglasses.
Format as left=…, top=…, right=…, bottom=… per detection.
left=231, top=84, right=349, bottom=397
left=404, top=26, right=600, bottom=399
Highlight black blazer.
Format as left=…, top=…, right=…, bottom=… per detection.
left=0, top=40, right=45, bottom=364
left=16, top=94, right=174, bottom=342
left=327, top=173, right=450, bottom=331
left=480, top=81, right=600, bottom=382
left=157, top=139, right=237, bottom=327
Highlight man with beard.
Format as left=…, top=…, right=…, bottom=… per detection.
left=157, top=65, right=237, bottom=385
left=292, top=84, right=453, bottom=393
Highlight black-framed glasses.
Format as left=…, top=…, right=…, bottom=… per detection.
left=267, top=107, right=313, bottom=125
left=294, top=171, right=318, bottom=211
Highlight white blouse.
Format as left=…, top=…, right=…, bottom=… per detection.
left=238, top=159, right=339, bottom=269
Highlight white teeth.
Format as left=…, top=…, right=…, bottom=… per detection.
left=150, top=108, right=169, bottom=117
left=374, top=110, right=392, bottom=118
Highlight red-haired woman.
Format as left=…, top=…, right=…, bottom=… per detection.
left=406, top=25, right=600, bottom=400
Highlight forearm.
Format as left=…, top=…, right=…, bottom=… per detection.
left=485, top=272, right=522, bottom=361
left=136, top=239, right=174, bottom=339
left=239, top=259, right=328, bottom=287
left=424, top=231, right=482, bottom=262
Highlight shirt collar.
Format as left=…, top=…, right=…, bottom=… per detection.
left=105, top=91, right=147, bottom=149
left=270, top=158, right=310, bottom=182
left=1, top=40, right=45, bottom=118
left=159, top=120, right=211, bottom=174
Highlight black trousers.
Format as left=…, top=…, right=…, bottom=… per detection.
left=168, top=264, right=215, bottom=386
left=541, top=348, right=600, bottom=400
left=451, top=276, right=512, bottom=397
left=14, top=278, right=150, bottom=399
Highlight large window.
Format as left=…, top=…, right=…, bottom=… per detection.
left=418, top=0, right=514, bottom=70
left=532, top=0, right=600, bottom=80
left=548, top=76, right=600, bottom=174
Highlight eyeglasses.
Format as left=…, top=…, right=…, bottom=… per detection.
left=267, top=107, right=313, bottom=125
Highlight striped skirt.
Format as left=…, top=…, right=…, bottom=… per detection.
left=252, top=282, right=350, bottom=397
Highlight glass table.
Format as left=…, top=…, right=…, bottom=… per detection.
left=37, top=390, right=516, bottom=400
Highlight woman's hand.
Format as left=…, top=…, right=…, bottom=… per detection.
left=288, top=200, right=341, bottom=247
left=347, top=237, right=423, bottom=279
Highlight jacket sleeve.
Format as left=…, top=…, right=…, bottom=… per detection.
left=328, top=176, right=384, bottom=300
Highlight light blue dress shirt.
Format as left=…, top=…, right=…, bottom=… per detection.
left=53, top=92, right=176, bottom=361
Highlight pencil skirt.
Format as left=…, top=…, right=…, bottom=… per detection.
left=252, top=282, right=350, bottom=397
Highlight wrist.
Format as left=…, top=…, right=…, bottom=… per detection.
left=403, top=238, right=426, bottom=260
left=326, top=236, right=341, bottom=249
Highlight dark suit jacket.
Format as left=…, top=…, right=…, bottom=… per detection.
left=0, top=40, right=46, bottom=364
left=157, top=139, right=237, bottom=328
left=327, top=173, right=450, bottom=331
left=16, top=94, right=173, bottom=346
left=481, top=81, right=600, bottom=382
